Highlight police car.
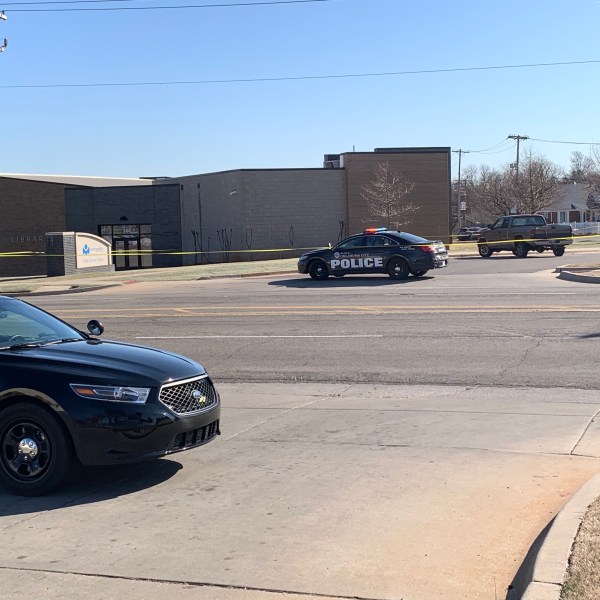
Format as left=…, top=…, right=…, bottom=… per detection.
left=298, top=228, right=449, bottom=280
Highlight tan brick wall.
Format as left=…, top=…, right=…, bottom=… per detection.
left=0, top=177, right=68, bottom=276
left=343, top=150, right=451, bottom=243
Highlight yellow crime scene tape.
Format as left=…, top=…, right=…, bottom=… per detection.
left=1, top=233, right=599, bottom=258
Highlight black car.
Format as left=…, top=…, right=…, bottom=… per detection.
left=298, top=228, right=449, bottom=280
left=0, top=296, right=220, bottom=496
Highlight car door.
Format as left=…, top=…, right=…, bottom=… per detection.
left=330, top=235, right=368, bottom=274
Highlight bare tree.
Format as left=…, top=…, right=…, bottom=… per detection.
left=519, top=150, right=563, bottom=214
left=569, top=151, right=597, bottom=181
left=361, top=162, right=419, bottom=229
left=475, top=165, right=516, bottom=217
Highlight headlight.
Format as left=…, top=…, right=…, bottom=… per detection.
left=299, top=254, right=309, bottom=260
left=70, top=384, right=151, bottom=404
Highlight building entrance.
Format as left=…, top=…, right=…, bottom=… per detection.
left=99, top=224, right=152, bottom=271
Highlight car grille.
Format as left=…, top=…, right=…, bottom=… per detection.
left=167, top=420, right=220, bottom=453
left=159, top=376, right=218, bottom=416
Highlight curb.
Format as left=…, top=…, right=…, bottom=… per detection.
left=556, top=266, right=600, bottom=284
left=520, top=473, right=600, bottom=599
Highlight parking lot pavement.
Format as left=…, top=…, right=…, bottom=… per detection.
left=2, top=382, right=600, bottom=600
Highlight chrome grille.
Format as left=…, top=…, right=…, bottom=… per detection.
left=159, top=376, right=218, bottom=416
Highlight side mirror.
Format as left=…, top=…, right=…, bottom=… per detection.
left=87, top=320, right=104, bottom=337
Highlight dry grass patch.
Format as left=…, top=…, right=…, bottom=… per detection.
left=561, top=496, right=600, bottom=599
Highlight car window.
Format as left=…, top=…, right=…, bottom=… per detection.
left=394, top=232, right=428, bottom=244
left=511, top=217, right=528, bottom=227
left=0, top=298, right=83, bottom=347
left=526, top=216, right=545, bottom=226
left=336, top=236, right=367, bottom=250
left=365, top=236, right=390, bottom=247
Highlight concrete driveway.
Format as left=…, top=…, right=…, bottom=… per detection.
left=2, top=382, right=600, bottom=600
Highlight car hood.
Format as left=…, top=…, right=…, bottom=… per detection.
left=3, top=339, right=205, bottom=386
left=300, top=249, right=327, bottom=258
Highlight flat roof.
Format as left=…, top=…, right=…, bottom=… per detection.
left=0, top=173, right=153, bottom=187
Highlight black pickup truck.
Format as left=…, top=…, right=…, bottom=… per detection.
left=476, top=215, right=573, bottom=258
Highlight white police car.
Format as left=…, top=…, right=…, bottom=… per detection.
left=298, top=228, right=449, bottom=280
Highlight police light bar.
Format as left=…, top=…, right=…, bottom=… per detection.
left=364, top=227, right=387, bottom=233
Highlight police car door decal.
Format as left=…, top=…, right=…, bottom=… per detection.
left=329, top=236, right=383, bottom=271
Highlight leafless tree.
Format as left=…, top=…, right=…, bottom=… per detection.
left=518, top=150, right=563, bottom=214
left=569, top=151, right=597, bottom=181
left=361, top=162, right=419, bottom=229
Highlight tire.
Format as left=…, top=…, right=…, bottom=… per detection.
left=514, top=242, right=529, bottom=258
left=308, top=260, right=329, bottom=280
left=552, top=246, right=565, bottom=257
left=0, top=402, right=74, bottom=496
left=412, top=270, right=429, bottom=277
left=387, top=258, right=410, bottom=280
left=478, top=242, right=493, bottom=258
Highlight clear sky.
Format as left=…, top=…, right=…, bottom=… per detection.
left=1, top=0, right=599, bottom=178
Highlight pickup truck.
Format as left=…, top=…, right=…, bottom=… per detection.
left=476, top=215, right=572, bottom=258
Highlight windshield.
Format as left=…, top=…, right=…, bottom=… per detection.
left=0, top=297, right=84, bottom=349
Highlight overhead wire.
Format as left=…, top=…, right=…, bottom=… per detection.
left=468, top=138, right=514, bottom=153
left=528, top=137, right=600, bottom=146
left=2, top=0, right=336, bottom=9
left=2, top=59, right=600, bottom=88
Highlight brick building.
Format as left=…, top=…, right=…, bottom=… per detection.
left=0, top=147, right=452, bottom=275
left=0, top=174, right=152, bottom=276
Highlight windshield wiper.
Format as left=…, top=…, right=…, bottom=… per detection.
left=0, top=337, right=84, bottom=351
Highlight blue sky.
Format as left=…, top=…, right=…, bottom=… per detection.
left=1, top=0, right=599, bottom=178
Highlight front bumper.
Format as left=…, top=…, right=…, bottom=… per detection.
left=67, top=398, right=221, bottom=466
left=297, top=259, right=309, bottom=274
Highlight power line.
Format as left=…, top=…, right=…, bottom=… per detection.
left=468, top=138, right=514, bottom=153
left=2, top=59, right=600, bottom=88
left=3, top=0, right=335, bottom=10
left=529, top=137, right=600, bottom=146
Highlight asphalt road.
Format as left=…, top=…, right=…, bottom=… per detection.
left=32, top=251, right=600, bottom=390
left=2, top=252, right=600, bottom=600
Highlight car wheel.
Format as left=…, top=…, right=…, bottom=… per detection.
left=412, top=270, right=428, bottom=277
left=308, top=260, right=329, bottom=280
left=552, top=246, right=565, bottom=257
left=0, top=402, right=74, bottom=496
left=514, top=242, right=529, bottom=258
left=387, top=258, right=410, bottom=280
left=478, top=242, right=493, bottom=258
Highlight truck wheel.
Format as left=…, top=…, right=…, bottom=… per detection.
left=308, top=260, right=329, bottom=280
left=552, top=246, right=565, bottom=257
left=514, top=242, right=529, bottom=258
left=478, top=243, right=493, bottom=258
left=0, top=402, right=74, bottom=496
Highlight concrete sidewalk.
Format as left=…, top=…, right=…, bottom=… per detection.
left=1, top=383, right=600, bottom=600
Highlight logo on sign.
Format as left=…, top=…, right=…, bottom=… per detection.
left=82, top=244, right=91, bottom=255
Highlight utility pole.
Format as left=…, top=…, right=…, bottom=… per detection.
left=453, top=149, right=469, bottom=228
left=0, top=12, right=7, bottom=53
left=508, top=134, right=528, bottom=213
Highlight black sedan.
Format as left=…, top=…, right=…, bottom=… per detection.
left=298, top=228, right=449, bottom=280
left=0, top=296, right=220, bottom=496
